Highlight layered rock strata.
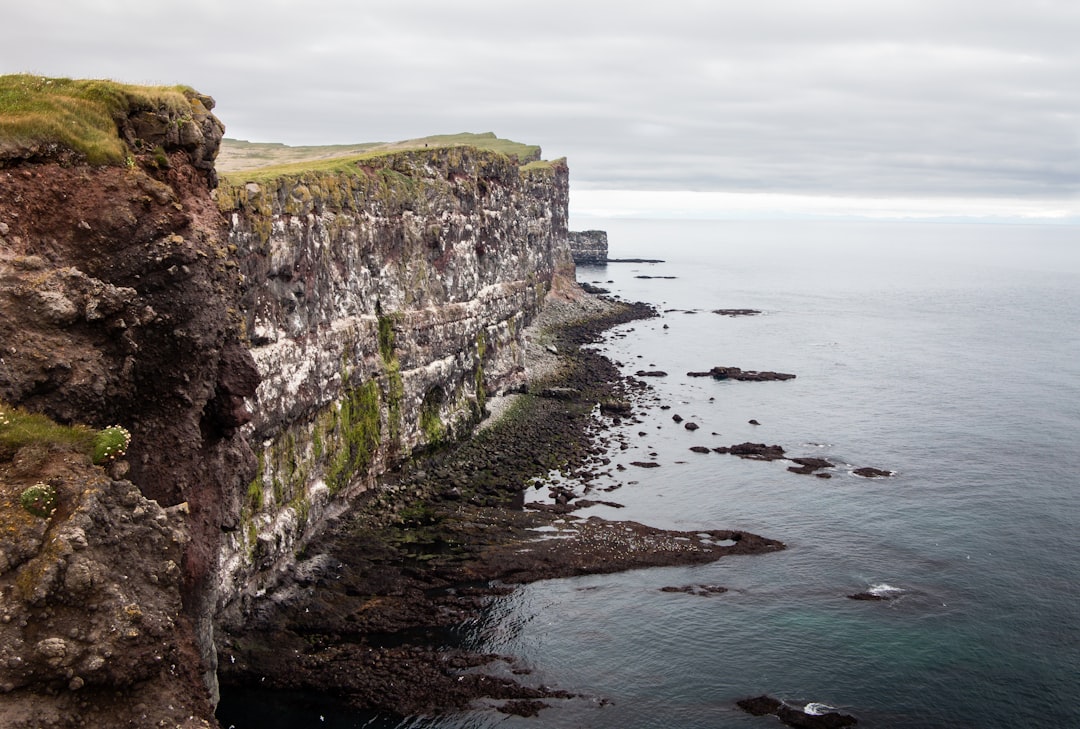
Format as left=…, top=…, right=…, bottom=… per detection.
left=215, top=148, right=572, bottom=622
left=568, top=229, right=608, bottom=264
left=1, top=78, right=574, bottom=726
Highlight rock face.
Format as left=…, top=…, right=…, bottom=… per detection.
left=0, top=457, right=211, bottom=728
left=215, top=147, right=572, bottom=623
left=0, top=85, right=240, bottom=725
left=1, top=82, right=575, bottom=725
left=568, top=229, right=608, bottom=265
left=0, top=88, right=254, bottom=712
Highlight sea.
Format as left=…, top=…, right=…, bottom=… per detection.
left=218, top=217, right=1080, bottom=728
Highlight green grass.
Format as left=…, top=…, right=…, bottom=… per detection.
left=218, top=132, right=543, bottom=184
left=216, top=138, right=383, bottom=172
left=0, top=402, right=130, bottom=465
left=0, top=402, right=95, bottom=458
left=0, top=74, right=196, bottom=165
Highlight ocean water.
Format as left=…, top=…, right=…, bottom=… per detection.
left=220, top=218, right=1080, bottom=728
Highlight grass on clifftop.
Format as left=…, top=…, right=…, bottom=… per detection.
left=0, top=74, right=194, bottom=165
left=218, top=132, right=544, bottom=183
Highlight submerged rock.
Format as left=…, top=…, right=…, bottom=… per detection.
left=788, top=457, right=835, bottom=475
left=713, top=309, right=762, bottom=316
left=737, top=695, right=857, bottom=728
left=853, top=467, right=893, bottom=478
left=714, top=442, right=787, bottom=461
left=687, top=366, right=796, bottom=381
left=660, top=584, right=728, bottom=596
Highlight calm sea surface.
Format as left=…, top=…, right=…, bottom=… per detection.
left=219, top=218, right=1080, bottom=728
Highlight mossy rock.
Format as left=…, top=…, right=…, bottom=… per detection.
left=20, top=482, right=57, bottom=518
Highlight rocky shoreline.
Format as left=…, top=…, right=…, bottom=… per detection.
left=216, top=293, right=785, bottom=719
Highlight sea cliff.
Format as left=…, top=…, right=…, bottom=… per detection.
left=0, top=76, right=574, bottom=727
left=568, top=229, right=608, bottom=264
left=215, top=144, right=573, bottom=624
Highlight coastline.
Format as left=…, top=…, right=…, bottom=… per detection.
left=216, top=289, right=784, bottom=720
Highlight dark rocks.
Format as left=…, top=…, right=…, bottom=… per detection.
left=847, top=592, right=890, bottom=601
left=714, top=442, right=787, bottom=461
left=599, top=399, right=632, bottom=416
left=660, top=584, right=728, bottom=596
left=748, top=419, right=760, bottom=425
left=672, top=413, right=684, bottom=423
left=788, top=457, right=834, bottom=475
left=713, top=309, right=761, bottom=316
left=684, top=421, right=699, bottom=431
left=634, top=370, right=668, bottom=377
left=738, top=695, right=784, bottom=716
left=539, top=387, right=580, bottom=401
left=688, top=366, right=796, bottom=381
left=635, top=275, right=677, bottom=279
left=737, top=695, right=857, bottom=728
left=630, top=461, right=661, bottom=468
left=853, top=467, right=893, bottom=478
left=573, top=499, right=625, bottom=510
left=580, top=282, right=609, bottom=294
left=689, top=446, right=711, bottom=454
left=499, top=699, right=551, bottom=717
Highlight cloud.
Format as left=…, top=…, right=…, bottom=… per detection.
left=4, top=0, right=1079, bottom=213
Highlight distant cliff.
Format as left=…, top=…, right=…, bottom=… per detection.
left=0, top=75, right=576, bottom=728
left=569, top=229, right=608, bottom=264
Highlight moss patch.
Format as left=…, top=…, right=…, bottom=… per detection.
left=327, top=380, right=382, bottom=495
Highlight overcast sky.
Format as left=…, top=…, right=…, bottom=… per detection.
left=5, top=0, right=1079, bottom=220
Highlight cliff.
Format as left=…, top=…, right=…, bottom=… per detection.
left=214, top=143, right=573, bottom=622
left=0, top=76, right=575, bottom=726
left=568, top=229, right=608, bottom=265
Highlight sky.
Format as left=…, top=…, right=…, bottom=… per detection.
left=4, top=0, right=1079, bottom=222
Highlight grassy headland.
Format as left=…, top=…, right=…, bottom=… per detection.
left=218, top=131, right=546, bottom=184
left=0, top=74, right=196, bottom=165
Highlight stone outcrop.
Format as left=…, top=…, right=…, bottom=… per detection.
left=568, top=229, right=608, bottom=264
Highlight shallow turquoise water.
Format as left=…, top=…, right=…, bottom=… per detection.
left=219, top=219, right=1080, bottom=728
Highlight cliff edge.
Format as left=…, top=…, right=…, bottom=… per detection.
left=1, top=75, right=247, bottom=727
